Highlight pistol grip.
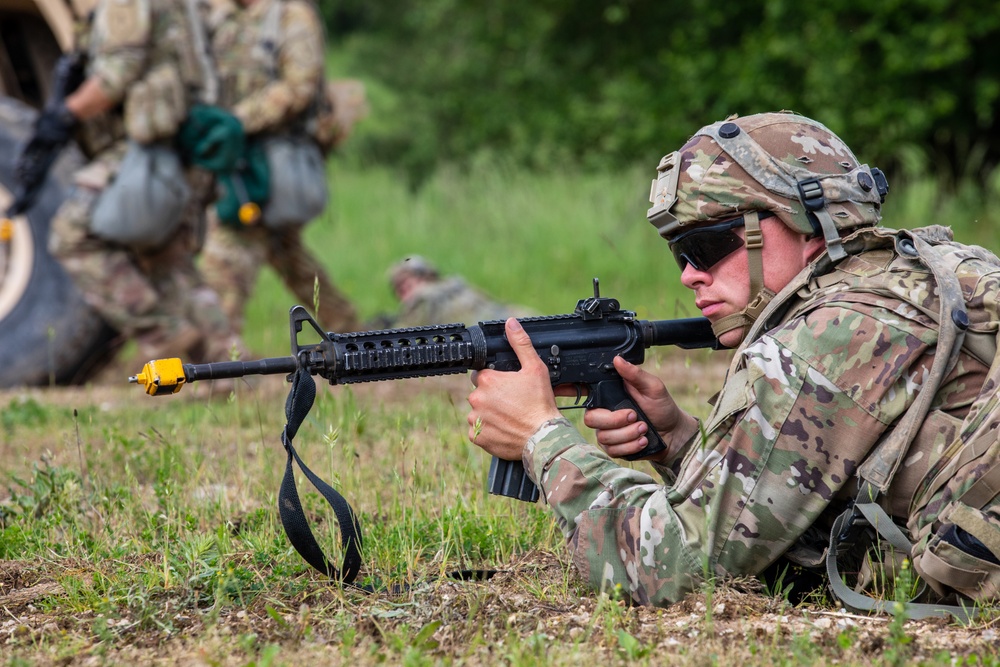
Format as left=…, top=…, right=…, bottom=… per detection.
left=589, top=379, right=668, bottom=461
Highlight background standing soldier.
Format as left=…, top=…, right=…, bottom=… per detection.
left=40, top=0, right=242, bottom=365
left=200, top=0, right=361, bottom=335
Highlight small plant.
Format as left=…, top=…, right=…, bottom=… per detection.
left=2, top=453, right=83, bottom=524
left=616, top=628, right=651, bottom=660
left=885, top=558, right=915, bottom=667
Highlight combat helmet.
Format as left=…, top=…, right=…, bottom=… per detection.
left=388, top=255, right=440, bottom=291
left=646, top=111, right=889, bottom=340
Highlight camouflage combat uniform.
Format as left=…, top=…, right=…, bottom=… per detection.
left=524, top=228, right=1000, bottom=606
left=200, top=0, right=359, bottom=334
left=48, top=0, right=236, bottom=362
left=512, top=111, right=1000, bottom=608
left=394, top=276, right=536, bottom=328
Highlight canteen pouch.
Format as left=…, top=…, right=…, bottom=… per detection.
left=91, top=142, right=191, bottom=249
left=261, top=135, right=328, bottom=229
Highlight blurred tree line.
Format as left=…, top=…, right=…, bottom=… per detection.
left=322, top=0, right=1000, bottom=188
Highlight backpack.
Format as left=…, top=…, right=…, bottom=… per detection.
left=817, top=226, right=1000, bottom=620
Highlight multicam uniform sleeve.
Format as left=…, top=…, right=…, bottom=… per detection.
left=88, top=0, right=152, bottom=102
left=233, top=0, right=323, bottom=134
left=523, top=301, right=941, bottom=606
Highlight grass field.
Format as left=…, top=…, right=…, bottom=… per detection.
left=3, top=163, right=1000, bottom=665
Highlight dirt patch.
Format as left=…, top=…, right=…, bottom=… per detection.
left=0, top=560, right=63, bottom=612
left=2, top=551, right=997, bottom=665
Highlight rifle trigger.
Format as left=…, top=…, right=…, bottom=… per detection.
left=556, top=384, right=588, bottom=413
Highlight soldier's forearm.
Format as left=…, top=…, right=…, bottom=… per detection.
left=65, top=77, right=119, bottom=121
left=233, top=81, right=313, bottom=135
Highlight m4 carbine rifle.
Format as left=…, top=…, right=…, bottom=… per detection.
left=130, top=281, right=717, bottom=583
left=132, top=280, right=716, bottom=501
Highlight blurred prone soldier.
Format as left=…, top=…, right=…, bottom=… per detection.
left=385, top=255, right=536, bottom=328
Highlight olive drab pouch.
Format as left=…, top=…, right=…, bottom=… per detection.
left=908, top=368, right=1000, bottom=603
left=124, top=64, right=188, bottom=144
left=91, top=142, right=191, bottom=249
left=260, top=135, right=328, bottom=228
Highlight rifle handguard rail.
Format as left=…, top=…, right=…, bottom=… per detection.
left=131, top=285, right=717, bottom=502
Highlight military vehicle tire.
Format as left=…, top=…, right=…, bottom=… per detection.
left=0, top=96, right=117, bottom=387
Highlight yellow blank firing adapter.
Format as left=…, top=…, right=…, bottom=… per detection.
left=239, top=201, right=262, bottom=225
left=129, top=358, right=187, bottom=396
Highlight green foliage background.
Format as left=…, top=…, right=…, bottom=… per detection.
left=322, top=0, right=1000, bottom=187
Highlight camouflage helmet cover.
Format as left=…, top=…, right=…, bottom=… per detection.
left=388, top=255, right=440, bottom=289
left=647, top=112, right=884, bottom=250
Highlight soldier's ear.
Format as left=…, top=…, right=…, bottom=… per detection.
left=803, top=235, right=826, bottom=263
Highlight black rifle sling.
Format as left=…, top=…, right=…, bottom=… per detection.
left=279, top=367, right=363, bottom=584
left=277, top=366, right=498, bottom=591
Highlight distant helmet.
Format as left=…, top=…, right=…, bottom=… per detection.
left=388, top=255, right=440, bottom=289
left=647, top=112, right=888, bottom=261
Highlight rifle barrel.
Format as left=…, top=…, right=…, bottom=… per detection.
left=184, top=356, right=298, bottom=382
left=646, top=318, right=717, bottom=349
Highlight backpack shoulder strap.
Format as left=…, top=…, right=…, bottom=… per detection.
left=257, top=0, right=283, bottom=79
left=182, top=0, right=218, bottom=105
left=856, top=231, right=969, bottom=491
left=825, top=230, right=982, bottom=620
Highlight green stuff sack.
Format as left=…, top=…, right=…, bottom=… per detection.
left=177, top=105, right=246, bottom=173
left=215, top=140, right=269, bottom=227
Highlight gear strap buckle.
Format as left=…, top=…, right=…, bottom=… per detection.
left=797, top=178, right=825, bottom=212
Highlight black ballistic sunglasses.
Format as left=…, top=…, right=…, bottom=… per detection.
left=668, top=211, right=775, bottom=271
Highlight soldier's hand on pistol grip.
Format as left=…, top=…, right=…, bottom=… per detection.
left=582, top=356, right=699, bottom=464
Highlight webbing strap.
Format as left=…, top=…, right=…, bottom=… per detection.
left=958, top=463, right=1000, bottom=513
left=857, top=233, right=968, bottom=492
left=826, top=500, right=980, bottom=622
left=258, top=0, right=283, bottom=80
left=277, top=366, right=499, bottom=592
left=182, top=0, right=217, bottom=105
left=278, top=367, right=364, bottom=583
left=917, top=545, right=990, bottom=592
left=825, top=232, right=978, bottom=618
left=710, top=212, right=777, bottom=339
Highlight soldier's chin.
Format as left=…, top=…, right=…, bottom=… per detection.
left=717, top=327, right=746, bottom=349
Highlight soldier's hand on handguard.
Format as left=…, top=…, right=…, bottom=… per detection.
left=467, top=318, right=562, bottom=461
left=583, top=356, right=700, bottom=465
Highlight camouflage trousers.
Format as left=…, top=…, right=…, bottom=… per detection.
left=48, top=144, right=241, bottom=363
left=200, top=215, right=360, bottom=333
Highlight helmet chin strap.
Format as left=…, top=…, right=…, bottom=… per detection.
left=710, top=211, right=776, bottom=341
